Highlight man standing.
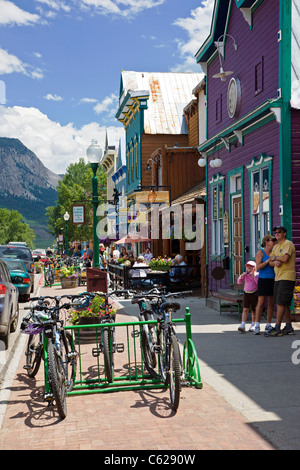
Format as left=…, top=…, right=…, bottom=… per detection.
left=266, top=226, right=296, bottom=336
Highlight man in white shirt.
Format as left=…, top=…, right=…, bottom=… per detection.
left=130, top=255, right=150, bottom=286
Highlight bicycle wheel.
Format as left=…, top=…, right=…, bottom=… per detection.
left=47, top=340, right=67, bottom=419
left=140, top=313, right=159, bottom=379
left=25, top=333, right=42, bottom=377
left=169, top=334, right=181, bottom=411
left=102, top=327, right=114, bottom=383
left=158, top=327, right=168, bottom=384
left=61, top=331, right=77, bottom=392
left=49, top=270, right=54, bottom=287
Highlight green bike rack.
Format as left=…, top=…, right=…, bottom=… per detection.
left=64, top=307, right=203, bottom=396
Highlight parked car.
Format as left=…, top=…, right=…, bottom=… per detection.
left=0, top=245, right=35, bottom=293
left=32, top=249, right=47, bottom=261
left=0, top=258, right=19, bottom=349
left=3, top=258, right=31, bottom=302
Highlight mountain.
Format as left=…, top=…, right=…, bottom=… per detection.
left=0, top=137, right=61, bottom=247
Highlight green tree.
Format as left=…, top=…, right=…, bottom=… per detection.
left=0, top=208, right=36, bottom=248
left=46, top=158, right=107, bottom=246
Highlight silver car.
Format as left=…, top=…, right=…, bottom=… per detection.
left=0, top=259, right=19, bottom=349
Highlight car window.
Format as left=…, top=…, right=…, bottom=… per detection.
left=2, top=263, right=11, bottom=282
left=0, top=260, right=9, bottom=282
left=0, top=246, right=32, bottom=261
left=4, top=259, right=26, bottom=272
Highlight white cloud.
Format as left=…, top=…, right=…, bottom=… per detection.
left=0, top=47, right=44, bottom=78
left=171, top=0, right=214, bottom=72
left=93, top=93, right=118, bottom=116
left=78, top=0, right=165, bottom=18
left=44, top=93, right=63, bottom=101
left=0, top=0, right=40, bottom=26
left=0, top=105, right=123, bottom=174
left=80, top=97, right=98, bottom=103
left=34, top=0, right=70, bottom=12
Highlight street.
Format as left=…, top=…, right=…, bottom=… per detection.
left=0, top=279, right=299, bottom=450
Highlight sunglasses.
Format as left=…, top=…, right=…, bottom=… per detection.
left=273, top=231, right=283, bottom=234
left=267, top=238, right=277, bottom=242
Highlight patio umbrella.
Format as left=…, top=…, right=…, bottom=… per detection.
left=115, top=233, right=150, bottom=244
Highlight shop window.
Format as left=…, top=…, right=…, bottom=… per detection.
left=247, top=154, right=273, bottom=257
left=210, top=175, right=225, bottom=256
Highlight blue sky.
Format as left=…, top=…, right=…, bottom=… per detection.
left=0, top=0, right=214, bottom=174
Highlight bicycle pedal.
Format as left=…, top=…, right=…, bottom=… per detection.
left=92, top=347, right=102, bottom=357
left=23, top=365, right=33, bottom=370
left=44, top=393, right=53, bottom=401
left=116, top=343, right=124, bottom=353
left=131, top=329, right=140, bottom=338
left=68, top=351, right=78, bottom=360
left=153, top=345, right=161, bottom=353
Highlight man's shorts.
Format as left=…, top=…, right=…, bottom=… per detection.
left=273, top=280, right=295, bottom=306
left=243, top=291, right=258, bottom=310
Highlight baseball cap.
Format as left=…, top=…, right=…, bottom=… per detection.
left=245, top=260, right=256, bottom=267
left=273, top=225, right=287, bottom=233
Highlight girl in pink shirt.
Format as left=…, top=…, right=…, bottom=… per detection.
left=237, top=260, right=258, bottom=333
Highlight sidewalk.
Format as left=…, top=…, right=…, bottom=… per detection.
left=1, top=282, right=298, bottom=450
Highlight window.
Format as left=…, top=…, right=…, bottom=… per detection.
left=255, top=56, right=264, bottom=95
left=216, top=94, right=222, bottom=123
left=247, top=154, right=272, bottom=257
left=210, top=175, right=225, bottom=256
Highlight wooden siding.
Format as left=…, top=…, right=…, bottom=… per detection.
left=141, top=134, right=188, bottom=188
left=291, top=109, right=300, bottom=273
left=207, top=0, right=279, bottom=139
left=206, top=119, right=280, bottom=289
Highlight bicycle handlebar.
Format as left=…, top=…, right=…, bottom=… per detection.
left=132, top=290, right=192, bottom=300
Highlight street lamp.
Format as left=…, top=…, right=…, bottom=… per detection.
left=64, top=211, right=70, bottom=255
left=86, top=139, right=102, bottom=268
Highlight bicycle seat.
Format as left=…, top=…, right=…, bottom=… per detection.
left=161, top=301, right=181, bottom=311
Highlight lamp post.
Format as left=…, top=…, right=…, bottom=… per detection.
left=64, top=211, right=70, bottom=255
left=86, top=139, right=102, bottom=268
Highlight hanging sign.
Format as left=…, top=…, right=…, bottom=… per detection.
left=71, top=204, right=85, bottom=224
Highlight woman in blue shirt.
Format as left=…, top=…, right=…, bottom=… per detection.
left=254, top=235, right=276, bottom=335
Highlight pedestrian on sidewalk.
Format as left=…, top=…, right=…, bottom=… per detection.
left=254, top=235, right=276, bottom=335
left=237, top=260, right=258, bottom=333
left=265, top=226, right=296, bottom=337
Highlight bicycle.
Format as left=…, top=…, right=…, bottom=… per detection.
left=131, top=287, right=167, bottom=379
left=44, top=260, right=55, bottom=287
left=132, top=290, right=192, bottom=411
left=21, top=295, right=78, bottom=419
left=72, top=289, right=131, bottom=383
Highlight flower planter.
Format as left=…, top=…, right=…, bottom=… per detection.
left=150, top=265, right=170, bottom=271
left=60, top=276, right=78, bottom=289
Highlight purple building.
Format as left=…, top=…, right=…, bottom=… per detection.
left=195, top=0, right=300, bottom=303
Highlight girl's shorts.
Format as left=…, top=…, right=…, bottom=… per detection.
left=243, top=291, right=258, bottom=310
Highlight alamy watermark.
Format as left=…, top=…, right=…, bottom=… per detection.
left=96, top=196, right=205, bottom=251
left=291, top=340, right=300, bottom=365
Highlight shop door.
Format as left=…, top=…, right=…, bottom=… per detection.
left=232, top=196, right=243, bottom=282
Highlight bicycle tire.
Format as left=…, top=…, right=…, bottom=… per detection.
left=158, top=327, right=168, bottom=384
left=25, top=333, right=42, bottom=377
left=102, top=327, right=114, bottom=383
left=140, top=314, right=159, bottom=379
left=169, top=334, right=181, bottom=411
left=49, top=270, right=54, bottom=288
left=61, top=331, right=77, bottom=392
left=47, top=340, right=67, bottom=420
